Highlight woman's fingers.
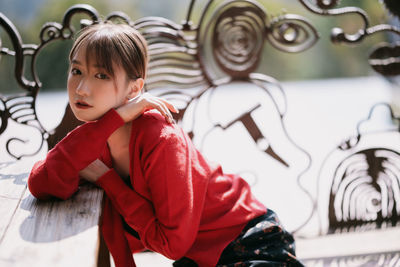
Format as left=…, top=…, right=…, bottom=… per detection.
left=144, top=98, right=173, bottom=123
left=154, top=99, right=174, bottom=123
left=142, top=93, right=178, bottom=113
left=160, top=98, right=179, bottom=114
left=142, top=94, right=177, bottom=123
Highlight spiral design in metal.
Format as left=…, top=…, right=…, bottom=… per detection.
left=39, top=23, right=62, bottom=43
left=211, top=1, right=266, bottom=77
left=330, top=148, right=400, bottom=229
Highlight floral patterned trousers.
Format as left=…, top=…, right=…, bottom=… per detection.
left=173, top=209, right=305, bottom=267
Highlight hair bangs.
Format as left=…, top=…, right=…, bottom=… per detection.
left=85, top=33, right=121, bottom=77
left=70, top=22, right=148, bottom=82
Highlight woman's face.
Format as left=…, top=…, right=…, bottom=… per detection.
left=67, top=45, right=137, bottom=122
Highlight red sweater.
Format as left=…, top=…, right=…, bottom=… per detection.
left=28, top=109, right=266, bottom=267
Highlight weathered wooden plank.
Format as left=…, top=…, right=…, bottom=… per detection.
left=0, top=181, right=104, bottom=267
left=0, top=159, right=38, bottom=241
left=0, top=197, right=20, bottom=241
left=0, top=160, right=32, bottom=198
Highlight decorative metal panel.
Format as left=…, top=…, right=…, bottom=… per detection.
left=318, top=103, right=400, bottom=234
left=1, top=0, right=400, bottom=251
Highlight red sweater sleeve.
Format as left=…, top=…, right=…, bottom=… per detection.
left=28, top=109, right=125, bottom=200
left=95, top=121, right=210, bottom=260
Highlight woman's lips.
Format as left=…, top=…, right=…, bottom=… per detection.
left=75, top=101, right=92, bottom=109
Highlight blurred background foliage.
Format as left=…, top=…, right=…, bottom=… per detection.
left=0, top=0, right=397, bottom=93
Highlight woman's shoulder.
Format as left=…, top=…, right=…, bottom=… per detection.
left=132, top=110, right=184, bottom=142
left=134, top=110, right=172, bottom=130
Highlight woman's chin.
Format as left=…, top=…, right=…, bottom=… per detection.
left=71, top=106, right=108, bottom=122
left=73, top=111, right=99, bottom=122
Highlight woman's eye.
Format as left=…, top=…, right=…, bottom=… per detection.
left=95, top=73, right=110, bottom=80
left=71, top=68, right=81, bottom=75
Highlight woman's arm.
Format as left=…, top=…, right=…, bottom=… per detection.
left=29, top=93, right=177, bottom=200
left=28, top=109, right=125, bottom=200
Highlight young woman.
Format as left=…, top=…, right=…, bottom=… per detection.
left=28, top=22, right=304, bottom=267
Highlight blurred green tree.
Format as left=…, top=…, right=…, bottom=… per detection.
left=0, top=0, right=394, bottom=94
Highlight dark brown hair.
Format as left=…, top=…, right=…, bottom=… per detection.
left=69, top=22, right=148, bottom=80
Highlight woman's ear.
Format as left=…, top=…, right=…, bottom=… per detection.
left=127, top=78, right=144, bottom=100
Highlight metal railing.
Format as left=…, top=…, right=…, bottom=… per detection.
left=1, top=0, right=400, bottom=250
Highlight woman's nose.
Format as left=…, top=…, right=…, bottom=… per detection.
left=75, top=79, right=90, bottom=96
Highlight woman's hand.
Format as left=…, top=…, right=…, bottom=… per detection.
left=79, top=159, right=110, bottom=183
left=116, top=92, right=179, bottom=123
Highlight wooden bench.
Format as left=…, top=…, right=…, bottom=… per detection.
left=1, top=0, right=400, bottom=266
left=0, top=158, right=107, bottom=267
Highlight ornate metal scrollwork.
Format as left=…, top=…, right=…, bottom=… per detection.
left=2, top=0, right=398, bottom=238
left=369, top=41, right=400, bottom=76
left=319, top=103, right=400, bottom=234
left=196, top=0, right=318, bottom=82
left=298, top=0, right=372, bottom=43
left=0, top=1, right=318, bottom=163
left=331, top=148, right=400, bottom=227
left=210, top=1, right=267, bottom=77
left=268, top=14, right=318, bottom=53
left=298, top=0, right=400, bottom=77
left=0, top=0, right=318, bottom=232
left=143, top=0, right=315, bottom=233
left=0, top=4, right=101, bottom=159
